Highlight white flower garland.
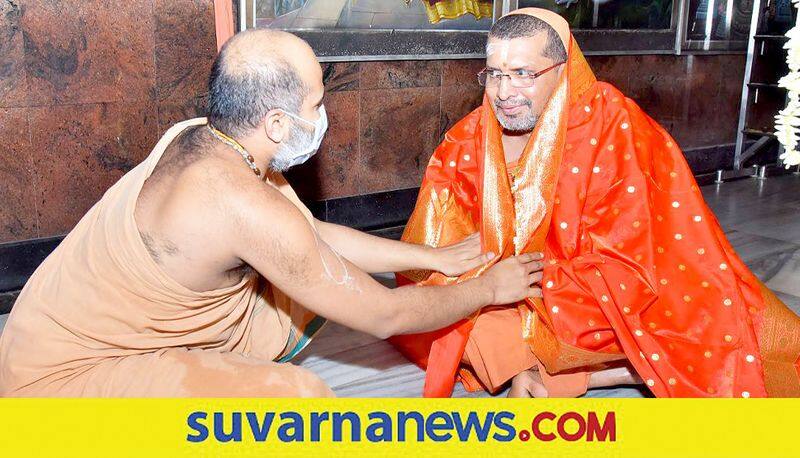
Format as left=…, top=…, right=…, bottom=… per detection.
left=775, top=0, right=800, bottom=166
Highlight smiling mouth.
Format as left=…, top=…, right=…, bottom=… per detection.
left=497, top=104, right=527, bottom=116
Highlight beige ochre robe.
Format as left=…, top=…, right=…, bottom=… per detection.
left=0, top=118, right=331, bottom=397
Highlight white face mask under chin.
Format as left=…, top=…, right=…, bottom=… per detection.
left=279, top=104, right=329, bottom=168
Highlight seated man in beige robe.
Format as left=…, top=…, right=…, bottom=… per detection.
left=0, top=30, right=543, bottom=397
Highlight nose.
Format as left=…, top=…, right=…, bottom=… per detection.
left=496, top=76, right=517, bottom=101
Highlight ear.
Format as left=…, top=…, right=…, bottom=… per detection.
left=264, top=109, right=289, bottom=143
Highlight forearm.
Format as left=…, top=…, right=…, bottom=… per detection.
left=315, top=220, right=434, bottom=273
left=381, top=278, right=494, bottom=337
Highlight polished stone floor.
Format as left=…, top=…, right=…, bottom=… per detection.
left=0, top=174, right=798, bottom=397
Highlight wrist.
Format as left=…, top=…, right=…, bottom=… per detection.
left=471, top=275, right=495, bottom=307
left=420, top=245, right=440, bottom=272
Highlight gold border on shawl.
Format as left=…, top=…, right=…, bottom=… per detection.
left=400, top=184, right=478, bottom=285
left=512, top=68, right=568, bottom=254
left=567, top=38, right=597, bottom=104
left=756, top=283, right=800, bottom=397
left=527, top=309, right=626, bottom=374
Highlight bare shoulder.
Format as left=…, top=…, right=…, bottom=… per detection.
left=212, top=171, right=319, bottom=283
left=208, top=168, right=306, bottom=231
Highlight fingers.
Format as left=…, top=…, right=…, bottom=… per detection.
left=524, top=260, right=544, bottom=274
left=461, top=255, right=487, bottom=272
left=458, top=233, right=482, bottom=256
left=446, top=232, right=479, bottom=249
left=466, top=250, right=496, bottom=270
left=516, top=252, right=544, bottom=264
left=528, top=271, right=543, bottom=285
left=527, top=287, right=543, bottom=298
left=516, top=253, right=535, bottom=263
left=457, top=232, right=480, bottom=247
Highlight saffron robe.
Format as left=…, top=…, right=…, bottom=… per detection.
left=0, top=119, right=330, bottom=397
left=389, top=10, right=800, bottom=398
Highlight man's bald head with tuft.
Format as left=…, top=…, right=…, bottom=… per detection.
left=207, top=29, right=324, bottom=139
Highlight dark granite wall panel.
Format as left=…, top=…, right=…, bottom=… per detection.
left=358, top=86, right=441, bottom=192
left=586, top=54, right=747, bottom=150
left=154, top=0, right=217, bottom=134
left=22, top=0, right=156, bottom=106
left=28, top=102, right=158, bottom=235
left=0, top=0, right=213, bottom=243
left=0, top=0, right=748, bottom=243
left=0, top=1, right=28, bottom=108
left=0, top=107, right=37, bottom=240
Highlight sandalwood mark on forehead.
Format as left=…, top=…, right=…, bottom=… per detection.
left=486, top=41, right=510, bottom=62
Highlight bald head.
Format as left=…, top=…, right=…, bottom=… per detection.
left=207, top=30, right=322, bottom=137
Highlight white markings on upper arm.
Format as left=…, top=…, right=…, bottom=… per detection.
left=312, top=229, right=361, bottom=293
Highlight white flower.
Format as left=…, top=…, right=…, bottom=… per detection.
left=779, top=73, right=800, bottom=92
left=775, top=123, right=799, bottom=152
left=776, top=112, right=800, bottom=126
left=775, top=7, right=800, bottom=161
left=787, top=46, right=800, bottom=71
left=780, top=149, right=800, bottom=167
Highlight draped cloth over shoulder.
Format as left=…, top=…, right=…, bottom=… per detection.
left=0, top=118, right=328, bottom=397
left=388, top=8, right=800, bottom=398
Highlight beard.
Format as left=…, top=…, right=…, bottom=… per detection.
left=494, top=97, right=538, bottom=133
left=269, top=121, right=315, bottom=172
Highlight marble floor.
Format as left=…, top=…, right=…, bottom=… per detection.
left=0, top=174, right=798, bottom=397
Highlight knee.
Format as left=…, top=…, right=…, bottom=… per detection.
left=287, top=366, right=335, bottom=398
left=162, top=350, right=334, bottom=398
left=244, top=363, right=334, bottom=398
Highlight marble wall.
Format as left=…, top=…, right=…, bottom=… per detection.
left=0, top=0, right=746, bottom=244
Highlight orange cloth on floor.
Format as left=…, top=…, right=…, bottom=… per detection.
left=388, top=8, right=800, bottom=398
left=459, top=306, right=590, bottom=396
left=0, top=119, right=330, bottom=397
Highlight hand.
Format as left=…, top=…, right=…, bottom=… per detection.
left=479, top=252, right=544, bottom=305
left=431, top=233, right=496, bottom=277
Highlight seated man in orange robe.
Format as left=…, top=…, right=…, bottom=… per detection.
left=389, top=8, right=800, bottom=398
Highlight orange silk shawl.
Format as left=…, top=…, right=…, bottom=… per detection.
left=388, top=27, right=800, bottom=398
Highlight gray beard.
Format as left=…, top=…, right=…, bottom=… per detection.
left=269, top=122, right=314, bottom=172
left=496, top=111, right=539, bottom=133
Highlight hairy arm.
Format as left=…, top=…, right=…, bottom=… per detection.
left=315, top=220, right=493, bottom=275
left=229, top=188, right=540, bottom=339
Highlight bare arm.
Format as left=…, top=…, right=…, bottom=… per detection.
left=315, top=219, right=493, bottom=275
left=230, top=190, right=542, bottom=339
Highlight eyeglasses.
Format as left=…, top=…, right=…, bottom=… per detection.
left=477, top=61, right=565, bottom=88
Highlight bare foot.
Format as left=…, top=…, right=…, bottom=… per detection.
left=508, top=369, right=549, bottom=398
